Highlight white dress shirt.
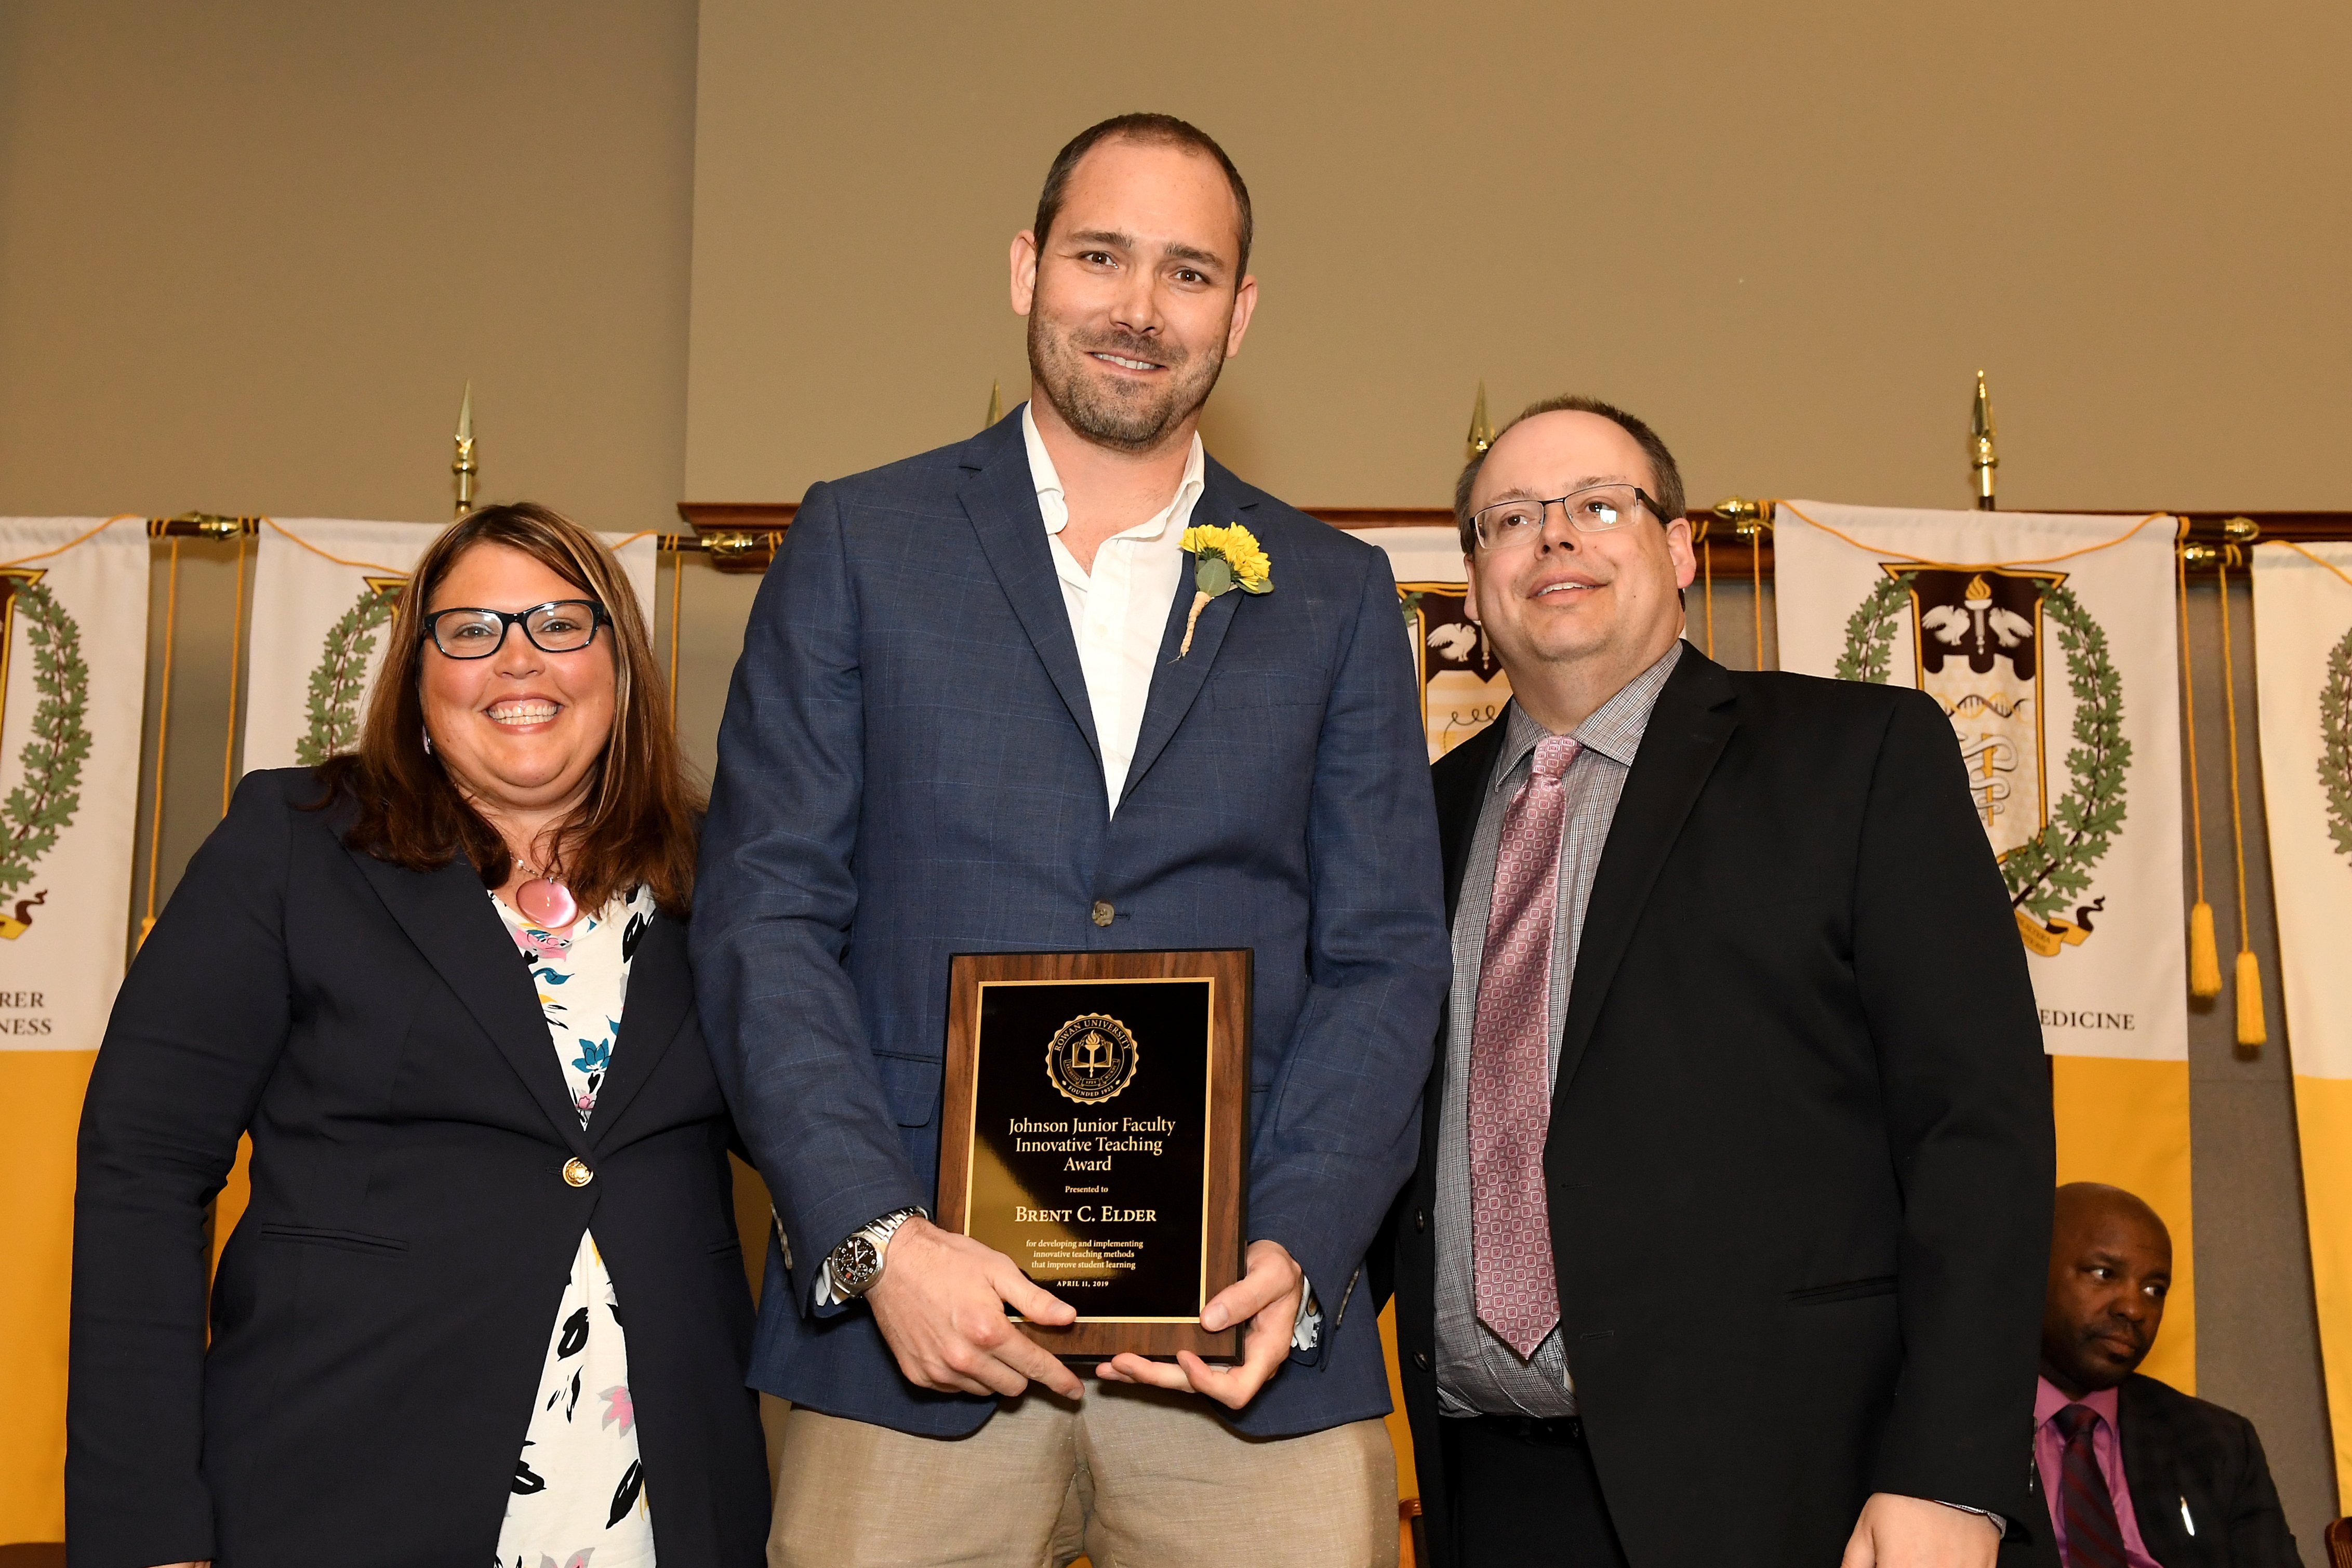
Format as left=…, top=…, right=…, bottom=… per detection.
left=1022, top=402, right=1204, bottom=816
left=1042, top=403, right=1320, bottom=1349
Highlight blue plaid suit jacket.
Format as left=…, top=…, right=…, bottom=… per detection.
left=691, top=410, right=1450, bottom=1438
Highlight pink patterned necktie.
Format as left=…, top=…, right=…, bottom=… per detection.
left=1469, top=734, right=1578, bottom=1359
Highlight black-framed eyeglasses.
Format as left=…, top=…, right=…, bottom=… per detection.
left=1470, top=483, right=1667, bottom=550
left=422, top=600, right=609, bottom=659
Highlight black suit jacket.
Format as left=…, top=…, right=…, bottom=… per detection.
left=1381, top=646, right=2055, bottom=1567
left=69, top=769, right=768, bottom=1568
left=2117, top=1375, right=2301, bottom=1567
left=2008, top=1376, right=2303, bottom=1568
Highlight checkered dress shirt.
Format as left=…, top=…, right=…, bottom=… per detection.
left=1432, top=640, right=1683, bottom=1418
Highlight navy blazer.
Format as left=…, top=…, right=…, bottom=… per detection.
left=693, top=408, right=1451, bottom=1439
left=69, top=770, right=768, bottom=1568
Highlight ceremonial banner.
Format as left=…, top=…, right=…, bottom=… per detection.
left=2251, top=539, right=2352, bottom=1497
left=1775, top=502, right=2196, bottom=1388
left=1346, top=525, right=1510, bottom=761
left=0, top=516, right=152, bottom=1539
left=240, top=517, right=659, bottom=774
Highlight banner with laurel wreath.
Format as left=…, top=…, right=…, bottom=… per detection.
left=0, top=517, right=150, bottom=1541
left=2251, top=539, right=2352, bottom=1499
left=1776, top=500, right=2199, bottom=1390
left=1777, top=501, right=2189, bottom=1056
left=0, top=518, right=151, bottom=1051
left=239, top=517, right=659, bottom=775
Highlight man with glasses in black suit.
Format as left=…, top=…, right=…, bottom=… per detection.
left=1379, top=394, right=2055, bottom=1567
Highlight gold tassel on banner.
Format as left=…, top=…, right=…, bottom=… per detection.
left=2176, top=537, right=2222, bottom=997
left=2236, top=949, right=2265, bottom=1047
left=2215, top=529, right=2266, bottom=1047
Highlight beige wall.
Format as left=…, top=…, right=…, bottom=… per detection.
left=0, top=0, right=697, bottom=529
left=684, top=0, right=2352, bottom=513
left=0, top=0, right=707, bottom=910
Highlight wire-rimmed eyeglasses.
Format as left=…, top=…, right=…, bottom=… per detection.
left=421, top=600, right=609, bottom=659
left=1470, top=483, right=1666, bottom=550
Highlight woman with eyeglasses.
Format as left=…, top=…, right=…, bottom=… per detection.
left=69, top=504, right=767, bottom=1568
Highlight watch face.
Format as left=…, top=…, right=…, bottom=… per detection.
left=836, top=1235, right=882, bottom=1291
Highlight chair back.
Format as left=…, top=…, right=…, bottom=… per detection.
left=2324, top=1514, right=2352, bottom=1568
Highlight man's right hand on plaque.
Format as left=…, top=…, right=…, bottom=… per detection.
left=866, top=1216, right=1084, bottom=1399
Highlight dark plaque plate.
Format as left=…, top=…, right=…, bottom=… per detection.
left=939, top=949, right=1248, bottom=1361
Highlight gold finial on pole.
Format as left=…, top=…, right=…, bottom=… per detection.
left=1969, top=370, right=1997, bottom=511
left=453, top=380, right=477, bottom=518
left=1466, top=381, right=1496, bottom=462
left=985, top=379, right=1003, bottom=429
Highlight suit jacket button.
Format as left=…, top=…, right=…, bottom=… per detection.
left=1414, top=1209, right=1428, bottom=1233
left=1412, top=1351, right=1431, bottom=1372
left=1090, top=900, right=1114, bottom=927
left=562, top=1158, right=594, bottom=1187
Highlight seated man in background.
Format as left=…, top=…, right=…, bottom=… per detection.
left=2036, top=1181, right=2301, bottom=1567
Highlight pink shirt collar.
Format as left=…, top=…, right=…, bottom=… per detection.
left=2034, top=1376, right=2163, bottom=1568
left=2036, top=1376, right=2120, bottom=1427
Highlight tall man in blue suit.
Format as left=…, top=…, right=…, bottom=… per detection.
left=694, top=114, right=1450, bottom=1567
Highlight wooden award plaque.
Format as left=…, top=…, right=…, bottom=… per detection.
left=938, top=949, right=1250, bottom=1361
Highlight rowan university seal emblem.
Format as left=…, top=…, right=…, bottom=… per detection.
left=1838, top=563, right=2131, bottom=957
left=1046, top=1013, right=1140, bottom=1105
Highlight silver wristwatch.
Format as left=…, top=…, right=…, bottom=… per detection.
left=827, top=1206, right=924, bottom=1297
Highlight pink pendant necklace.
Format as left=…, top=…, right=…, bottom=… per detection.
left=513, top=857, right=579, bottom=930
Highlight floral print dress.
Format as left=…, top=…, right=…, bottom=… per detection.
left=492, top=886, right=660, bottom=1568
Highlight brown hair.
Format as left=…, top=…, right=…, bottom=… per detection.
left=312, top=502, right=700, bottom=916
left=1453, top=394, right=1687, bottom=554
left=1033, top=113, right=1254, bottom=275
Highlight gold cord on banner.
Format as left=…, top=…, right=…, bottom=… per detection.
left=2177, top=543, right=2221, bottom=996
left=140, top=538, right=182, bottom=948
left=667, top=537, right=684, bottom=732
left=2214, top=543, right=2266, bottom=1048
left=220, top=528, right=249, bottom=818
left=1771, top=503, right=2171, bottom=569
left=260, top=516, right=406, bottom=575
left=0, top=514, right=139, bottom=569
left=1750, top=522, right=1764, bottom=668
left=1707, top=499, right=1772, bottom=668
left=1701, top=532, right=1716, bottom=660
left=2282, top=537, right=2352, bottom=591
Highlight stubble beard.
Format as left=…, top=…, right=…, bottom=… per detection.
left=1028, top=311, right=1225, bottom=454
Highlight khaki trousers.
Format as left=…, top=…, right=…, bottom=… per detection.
left=767, top=1386, right=1396, bottom=1568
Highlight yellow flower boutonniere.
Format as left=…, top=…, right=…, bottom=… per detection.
left=1176, top=522, right=1272, bottom=658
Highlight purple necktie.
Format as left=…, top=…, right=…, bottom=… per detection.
left=2054, top=1404, right=2130, bottom=1568
left=1469, top=735, right=1578, bottom=1359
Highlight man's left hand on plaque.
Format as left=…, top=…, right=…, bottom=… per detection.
left=866, top=1217, right=1084, bottom=1399
left=1096, top=1237, right=1303, bottom=1410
